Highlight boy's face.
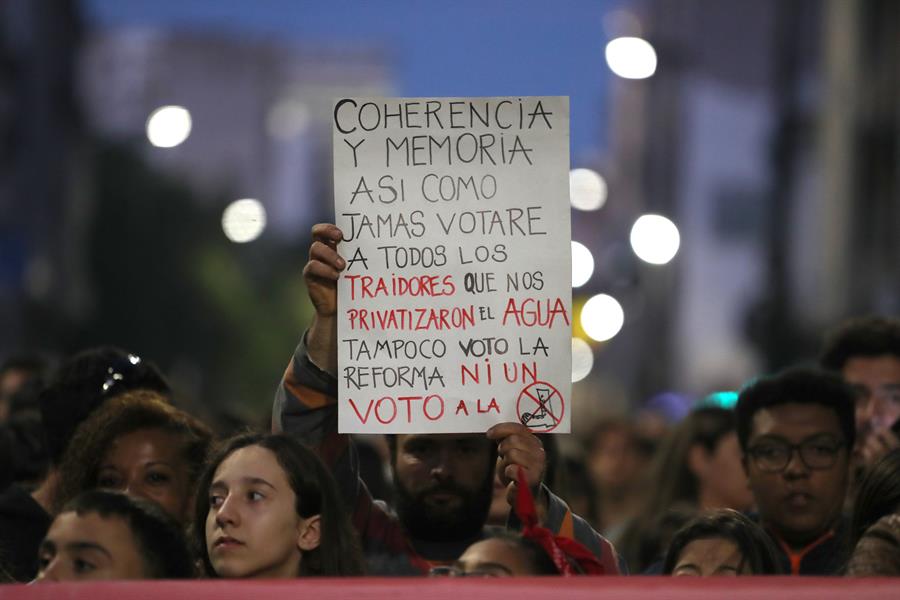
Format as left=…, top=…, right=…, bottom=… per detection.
left=743, top=403, right=849, bottom=548
left=36, top=511, right=147, bottom=581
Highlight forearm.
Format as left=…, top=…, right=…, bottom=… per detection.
left=307, top=314, right=338, bottom=375
left=272, top=332, right=358, bottom=497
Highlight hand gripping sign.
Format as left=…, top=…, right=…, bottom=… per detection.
left=333, top=96, right=572, bottom=434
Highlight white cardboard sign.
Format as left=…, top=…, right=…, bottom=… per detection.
left=333, top=96, right=571, bottom=433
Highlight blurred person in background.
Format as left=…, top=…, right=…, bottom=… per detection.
left=35, top=490, right=193, bottom=582
left=583, top=418, right=653, bottom=540
left=193, top=432, right=364, bottom=578
left=663, top=509, right=781, bottom=576
left=53, top=391, right=213, bottom=524
left=0, top=346, right=170, bottom=582
left=3, top=379, right=50, bottom=487
left=820, top=315, right=900, bottom=467
left=0, top=354, right=49, bottom=424
left=618, top=406, right=754, bottom=572
left=0, top=421, right=14, bottom=581
left=736, top=367, right=855, bottom=575
left=845, top=514, right=900, bottom=576
left=845, top=448, right=900, bottom=575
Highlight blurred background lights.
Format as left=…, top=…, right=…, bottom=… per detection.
left=699, top=390, right=739, bottom=410
left=630, top=214, right=680, bottom=264
left=571, top=241, right=595, bottom=288
left=569, top=168, right=608, bottom=211
left=605, top=37, right=658, bottom=79
left=222, top=199, right=267, bottom=243
left=580, top=293, right=625, bottom=342
left=146, top=105, right=192, bottom=148
left=571, top=337, right=594, bottom=383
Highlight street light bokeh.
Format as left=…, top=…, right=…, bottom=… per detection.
left=581, top=293, right=625, bottom=342
left=605, top=37, right=657, bottom=79
left=222, top=198, right=267, bottom=243
left=569, top=168, right=608, bottom=211
left=572, top=241, right=595, bottom=288
left=146, top=105, right=192, bottom=148
left=630, top=214, right=680, bottom=265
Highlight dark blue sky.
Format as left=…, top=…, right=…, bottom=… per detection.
left=83, top=0, right=629, bottom=163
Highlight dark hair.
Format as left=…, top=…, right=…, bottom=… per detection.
left=62, top=489, right=194, bottom=579
left=6, top=378, right=51, bottom=484
left=483, top=530, right=561, bottom=575
left=53, top=391, right=213, bottom=516
left=39, top=346, right=170, bottom=465
left=820, top=315, right=900, bottom=370
left=846, top=514, right=900, bottom=576
left=0, top=425, right=12, bottom=493
left=193, top=432, right=364, bottom=577
left=851, top=448, right=900, bottom=550
left=587, top=418, right=640, bottom=455
left=663, top=509, right=782, bottom=575
left=616, top=408, right=737, bottom=572
left=645, top=407, right=737, bottom=512
left=735, top=367, right=856, bottom=452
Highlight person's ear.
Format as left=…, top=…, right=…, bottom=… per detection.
left=297, top=515, right=322, bottom=552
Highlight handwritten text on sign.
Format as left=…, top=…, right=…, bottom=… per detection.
left=334, top=97, right=571, bottom=434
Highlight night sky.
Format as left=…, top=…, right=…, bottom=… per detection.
left=82, top=0, right=631, bottom=164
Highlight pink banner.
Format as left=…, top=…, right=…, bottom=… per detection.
left=1, top=576, right=897, bottom=600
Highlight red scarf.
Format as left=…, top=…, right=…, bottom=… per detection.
left=514, top=467, right=606, bottom=575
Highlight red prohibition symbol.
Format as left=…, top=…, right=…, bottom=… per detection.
left=516, top=381, right=564, bottom=432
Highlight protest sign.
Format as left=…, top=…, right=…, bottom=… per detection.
left=333, top=96, right=571, bottom=433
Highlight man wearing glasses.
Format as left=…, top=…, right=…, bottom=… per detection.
left=735, top=367, right=855, bottom=575
left=820, top=315, right=900, bottom=466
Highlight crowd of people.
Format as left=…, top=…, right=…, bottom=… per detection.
left=1, top=222, right=899, bottom=583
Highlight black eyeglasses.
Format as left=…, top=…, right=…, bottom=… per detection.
left=747, top=435, right=845, bottom=473
left=100, top=353, right=143, bottom=396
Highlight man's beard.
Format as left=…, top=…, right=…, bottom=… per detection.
left=394, top=471, right=494, bottom=543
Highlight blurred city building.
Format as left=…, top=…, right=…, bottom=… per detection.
left=78, top=28, right=395, bottom=238
left=572, top=0, right=898, bottom=418
left=2, top=0, right=896, bottom=424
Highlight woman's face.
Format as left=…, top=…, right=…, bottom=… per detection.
left=205, top=444, right=314, bottom=579
left=672, top=537, right=748, bottom=576
left=698, top=432, right=756, bottom=512
left=97, top=428, right=193, bottom=522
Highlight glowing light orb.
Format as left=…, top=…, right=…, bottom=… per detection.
left=572, top=337, right=594, bottom=382
left=222, top=199, right=267, bottom=243
left=581, top=294, right=625, bottom=342
left=571, top=241, right=595, bottom=288
left=605, top=37, right=657, bottom=79
left=146, top=105, right=192, bottom=148
left=630, top=214, right=680, bottom=265
left=569, top=168, right=608, bottom=211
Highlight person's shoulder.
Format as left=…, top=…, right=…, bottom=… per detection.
left=568, top=508, right=627, bottom=574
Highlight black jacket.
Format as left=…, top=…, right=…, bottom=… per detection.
left=0, top=484, right=52, bottom=582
